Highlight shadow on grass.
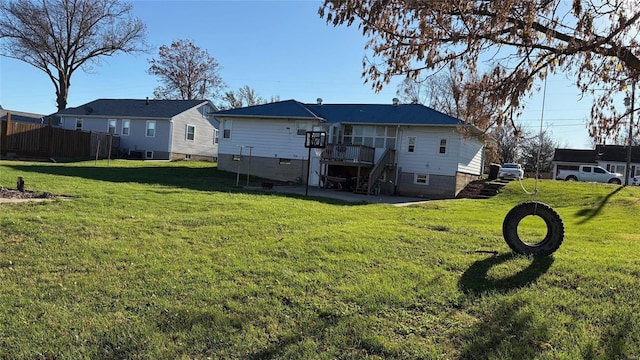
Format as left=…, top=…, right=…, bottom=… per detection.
left=458, top=253, right=554, bottom=296
left=574, top=185, right=624, bottom=224
left=3, top=163, right=360, bottom=206
left=457, top=253, right=556, bottom=357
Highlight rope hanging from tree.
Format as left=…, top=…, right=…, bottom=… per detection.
left=502, top=73, right=565, bottom=256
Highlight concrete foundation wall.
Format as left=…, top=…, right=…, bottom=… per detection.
left=218, top=154, right=308, bottom=183
left=396, top=171, right=456, bottom=199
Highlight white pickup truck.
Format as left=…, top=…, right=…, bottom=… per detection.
left=556, top=165, right=624, bottom=184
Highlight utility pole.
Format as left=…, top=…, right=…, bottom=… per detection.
left=625, top=81, right=636, bottom=186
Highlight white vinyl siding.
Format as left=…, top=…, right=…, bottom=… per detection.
left=397, top=128, right=460, bottom=176
left=218, top=118, right=321, bottom=160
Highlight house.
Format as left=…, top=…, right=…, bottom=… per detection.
left=213, top=99, right=485, bottom=199
left=552, top=145, right=640, bottom=182
left=55, top=99, right=219, bottom=160
left=1, top=106, right=47, bottom=125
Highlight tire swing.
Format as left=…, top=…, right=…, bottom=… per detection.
left=502, top=74, right=564, bottom=257
left=502, top=201, right=564, bottom=256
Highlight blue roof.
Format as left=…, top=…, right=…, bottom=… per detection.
left=56, top=99, right=213, bottom=118
left=213, top=100, right=322, bottom=120
left=212, top=99, right=465, bottom=126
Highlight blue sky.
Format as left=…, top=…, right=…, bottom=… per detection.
left=0, top=0, right=609, bottom=149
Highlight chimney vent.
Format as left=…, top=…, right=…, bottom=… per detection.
left=146, top=97, right=149, bottom=105
left=317, top=98, right=323, bottom=105
left=392, top=98, right=400, bottom=106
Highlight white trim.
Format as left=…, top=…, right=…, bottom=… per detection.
left=146, top=120, right=156, bottom=137
left=122, top=119, right=130, bottom=136
left=145, top=150, right=154, bottom=159
left=414, top=173, right=429, bottom=185
left=107, top=119, right=117, bottom=134
left=407, top=136, right=416, bottom=153
left=186, top=124, right=196, bottom=141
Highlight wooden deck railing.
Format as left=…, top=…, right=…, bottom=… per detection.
left=321, top=144, right=375, bottom=164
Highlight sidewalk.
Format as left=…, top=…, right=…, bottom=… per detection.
left=249, top=185, right=431, bottom=206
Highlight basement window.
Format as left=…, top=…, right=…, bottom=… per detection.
left=279, top=158, right=292, bottom=165
left=145, top=151, right=153, bottom=159
left=414, top=173, right=429, bottom=185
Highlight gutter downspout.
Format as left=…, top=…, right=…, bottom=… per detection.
left=168, top=119, right=174, bottom=160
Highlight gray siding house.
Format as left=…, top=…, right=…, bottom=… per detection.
left=213, top=99, right=485, bottom=199
left=56, top=99, right=219, bottom=160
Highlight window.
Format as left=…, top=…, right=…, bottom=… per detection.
left=75, top=118, right=83, bottom=131
left=414, top=173, right=429, bottom=185
left=223, top=120, right=232, bottom=139
left=594, top=167, right=605, bottom=174
left=146, top=120, right=156, bottom=137
left=407, top=136, right=416, bottom=153
left=296, top=122, right=308, bottom=136
left=583, top=166, right=592, bottom=173
left=439, top=139, right=447, bottom=154
left=608, top=164, right=625, bottom=174
left=279, top=158, right=292, bottom=165
left=213, top=129, right=219, bottom=144
left=108, top=119, right=117, bottom=134
left=145, top=151, right=153, bottom=159
left=122, top=119, right=130, bottom=136
left=186, top=124, right=195, bottom=141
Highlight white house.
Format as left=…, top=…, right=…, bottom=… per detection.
left=213, top=99, right=485, bottom=199
left=56, top=98, right=219, bottom=160
left=552, top=145, right=640, bottom=183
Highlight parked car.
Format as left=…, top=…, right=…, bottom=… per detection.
left=499, top=163, right=524, bottom=180
left=556, top=165, right=623, bottom=184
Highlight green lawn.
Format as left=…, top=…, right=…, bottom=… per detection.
left=1, top=160, right=639, bottom=359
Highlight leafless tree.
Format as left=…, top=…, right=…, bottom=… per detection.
left=0, top=0, right=147, bottom=111
left=148, top=39, right=224, bottom=101
left=218, top=85, right=280, bottom=110
left=519, top=129, right=558, bottom=173
left=320, top=0, right=640, bottom=144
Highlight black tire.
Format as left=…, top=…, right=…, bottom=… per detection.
left=566, top=176, right=577, bottom=181
left=608, top=178, right=622, bottom=185
left=502, top=202, right=565, bottom=256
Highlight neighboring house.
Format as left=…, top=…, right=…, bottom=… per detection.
left=213, top=99, right=485, bottom=199
left=552, top=145, right=640, bottom=183
left=56, top=99, right=219, bottom=160
left=1, top=107, right=48, bottom=125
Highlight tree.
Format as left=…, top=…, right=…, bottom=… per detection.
left=519, top=130, right=558, bottom=174
left=217, top=85, right=280, bottom=110
left=148, top=39, right=224, bottom=101
left=0, top=0, right=147, bottom=111
left=320, top=1, right=640, bottom=143
left=492, top=126, right=527, bottom=164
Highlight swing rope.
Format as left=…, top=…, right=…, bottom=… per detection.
left=518, top=71, right=548, bottom=201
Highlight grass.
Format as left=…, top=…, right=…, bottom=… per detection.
left=1, top=159, right=640, bottom=359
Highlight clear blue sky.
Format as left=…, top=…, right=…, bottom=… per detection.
left=0, top=0, right=613, bottom=149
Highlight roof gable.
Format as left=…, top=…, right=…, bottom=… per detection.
left=56, top=99, right=213, bottom=119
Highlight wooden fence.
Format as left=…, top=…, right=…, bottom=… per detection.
left=1, top=116, right=119, bottom=159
